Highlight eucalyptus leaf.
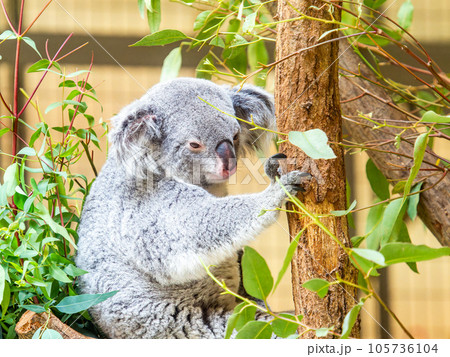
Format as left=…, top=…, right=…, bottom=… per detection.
left=271, top=314, right=298, bottom=338
left=131, top=30, right=187, bottom=47
left=407, top=182, right=423, bottom=221
left=19, top=304, right=47, bottom=313
left=235, top=321, right=272, bottom=339
left=341, top=301, right=363, bottom=339
left=242, top=246, right=273, bottom=300
left=146, top=0, right=161, bottom=33
left=302, top=278, right=330, bottom=298
left=2, top=163, right=19, bottom=197
left=420, top=110, right=450, bottom=123
left=160, top=47, right=182, bottom=83
left=380, top=243, right=450, bottom=265
left=366, top=159, right=389, bottom=200
left=352, top=248, right=385, bottom=266
left=288, top=129, right=336, bottom=160
left=402, top=132, right=428, bottom=205
left=397, top=0, right=414, bottom=30
left=54, top=291, right=118, bottom=314
left=194, top=11, right=211, bottom=31
left=331, top=200, right=357, bottom=216
left=242, top=13, right=257, bottom=33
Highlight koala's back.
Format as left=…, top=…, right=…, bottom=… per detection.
left=76, top=160, right=241, bottom=338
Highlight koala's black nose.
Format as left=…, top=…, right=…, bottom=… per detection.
left=216, top=140, right=237, bottom=173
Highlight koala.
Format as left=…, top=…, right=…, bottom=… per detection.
left=75, top=78, right=310, bottom=339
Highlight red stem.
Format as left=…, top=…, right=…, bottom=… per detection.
left=17, top=33, right=74, bottom=118
left=12, top=0, right=25, bottom=159
left=0, top=0, right=19, bottom=36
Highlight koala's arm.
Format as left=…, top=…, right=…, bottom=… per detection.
left=158, top=168, right=310, bottom=284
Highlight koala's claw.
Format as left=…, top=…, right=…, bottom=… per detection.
left=280, top=171, right=312, bottom=194
left=265, top=153, right=287, bottom=181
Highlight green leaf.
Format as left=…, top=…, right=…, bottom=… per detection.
left=407, top=182, right=423, bottom=221
left=366, top=159, right=390, bottom=200
left=331, top=200, right=357, bottom=216
left=241, top=246, right=273, bottom=300
left=0, top=267, right=5, bottom=305
left=225, top=311, right=239, bottom=339
left=274, top=229, right=304, bottom=291
left=0, top=30, right=16, bottom=40
left=248, top=41, right=269, bottom=87
left=27, top=59, right=52, bottom=73
left=138, top=0, right=146, bottom=18
left=33, top=328, right=63, bottom=339
left=194, top=11, right=211, bottom=31
left=363, top=0, right=387, bottom=10
left=380, top=243, right=450, bottom=265
left=2, top=163, right=19, bottom=197
left=271, top=314, right=298, bottom=338
left=351, top=235, right=365, bottom=248
left=402, top=132, right=428, bottom=205
left=350, top=252, right=379, bottom=277
left=49, top=263, right=72, bottom=283
left=352, top=248, right=385, bottom=266
left=315, top=327, right=331, bottom=337
left=420, top=110, right=450, bottom=123
left=44, top=101, right=63, bottom=114
left=235, top=321, right=272, bottom=339
left=64, top=264, right=88, bottom=277
left=196, top=54, right=214, bottom=80
left=397, top=0, right=414, bottom=30
left=302, top=278, right=330, bottom=298
left=160, top=47, right=182, bottom=83
left=209, top=36, right=225, bottom=48
left=288, top=129, right=336, bottom=160
left=392, top=180, right=406, bottom=195
left=34, top=201, right=76, bottom=248
left=242, top=12, right=257, bottom=33
left=235, top=304, right=257, bottom=331
left=341, top=301, right=363, bottom=339
left=17, top=147, right=37, bottom=157
left=131, top=29, right=187, bottom=47
left=19, top=304, right=47, bottom=313
left=54, top=291, right=118, bottom=314
left=0, top=128, right=9, bottom=138
left=366, top=198, right=405, bottom=249
left=1, top=282, right=10, bottom=317
left=146, top=0, right=161, bottom=34
left=22, top=37, right=41, bottom=57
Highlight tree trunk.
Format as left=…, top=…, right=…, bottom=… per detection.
left=15, top=310, right=93, bottom=339
left=339, top=47, right=450, bottom=246
left=275, top=0, right=359, bottom=338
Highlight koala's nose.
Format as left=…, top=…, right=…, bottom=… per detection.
left=216, top=140, right=237, bottom=175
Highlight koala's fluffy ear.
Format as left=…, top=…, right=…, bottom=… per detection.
left=109, top=100, right=161, bottom=179
left=228, top=85, right=276, bottom=154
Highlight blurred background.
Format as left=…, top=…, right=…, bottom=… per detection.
left=1, top=0, right=449, bottom=338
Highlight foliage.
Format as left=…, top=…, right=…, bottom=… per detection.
left=140, top=0, right=450, bottom=339
left=0, top=1, right=113, bottom=339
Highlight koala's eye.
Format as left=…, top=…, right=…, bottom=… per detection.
left=233, top=133, right=239, bottom=141
left=188, top=141, right=203, bottom=151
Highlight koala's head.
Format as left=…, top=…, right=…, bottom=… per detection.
left=109, top=78, right=275, bottom=187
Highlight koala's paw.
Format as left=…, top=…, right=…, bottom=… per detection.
left=264, top=153, right=287, bottom=181
left=279, top=170, right=312, bottom=194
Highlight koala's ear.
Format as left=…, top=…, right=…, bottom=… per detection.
left=228, top=85, right=276, bottom=154
left=109, top=100, right=161, bottom=178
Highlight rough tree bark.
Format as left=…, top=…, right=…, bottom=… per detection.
left=15, top=311, right=92, bottom=339
left=338, top=47, right=450, bottom=247
left=275, top=0, right=359, bottom=338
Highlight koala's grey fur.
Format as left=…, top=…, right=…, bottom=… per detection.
left=76, top=78, right=309, bottom=339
